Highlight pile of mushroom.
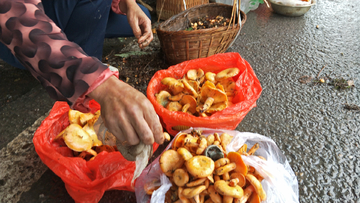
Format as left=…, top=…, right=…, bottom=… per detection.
left=149, top=130, right=267, bottom=203
left=54, top=109, right=117, bottom=161
left=155, top=68, right=240, bottom=117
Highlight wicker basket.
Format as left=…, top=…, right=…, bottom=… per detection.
left=156, top=0, right=209, bottom=21
left=157, top=3, right=247, bottom=65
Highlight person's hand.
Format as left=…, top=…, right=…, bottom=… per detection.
left=119, top=0, right=153, bottom=49
left=88, top=76, right=164, bottom=146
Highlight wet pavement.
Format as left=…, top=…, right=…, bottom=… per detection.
left=1, top=0, right=360, bottom=202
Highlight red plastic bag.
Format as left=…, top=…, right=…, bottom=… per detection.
left=33, top=100, right=159, bottom=203
left=147, top=52, right=262, bottom=136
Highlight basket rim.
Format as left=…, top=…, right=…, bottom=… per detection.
left=157, top=3, right=247, bottom=34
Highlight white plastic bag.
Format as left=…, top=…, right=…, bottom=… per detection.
left=135, top=128, right=299, bottom=203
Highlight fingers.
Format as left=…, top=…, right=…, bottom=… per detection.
left=144, top=106, right=164, bottom=145
left=125, top=3, right=153, bottom=49
left=128, top=102, right=163, bottom=145
left=103, top=111, right=140, bottom=146
left=92, top=77, right=164, bottom=147
left=137, top=23, right=153, bottom=48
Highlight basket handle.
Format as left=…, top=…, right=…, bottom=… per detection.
left=182, top=0, right=207, bottom=10
left=228, top=0, right=242, bottom=48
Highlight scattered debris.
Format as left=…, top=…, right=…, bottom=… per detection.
left=299, top=64, right=355, bottom=90
left=344, top=103, right=360, bottom=111
left=298, top=75, right=313, bottom=84
left=328, top=78, right=355, bottom=90
left=316, top=64, right=327, bottom=78
left=114, top=51, right=151, bottom=58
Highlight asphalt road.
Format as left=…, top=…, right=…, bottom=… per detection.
left=1, top=0, right=359, bottom=203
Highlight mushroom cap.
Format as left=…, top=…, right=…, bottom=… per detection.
left=227, top=152, right=248, bottom=176
left=200, top=83, right=228, bottom=104
left=203, top=80, right=216, bottom=89
left=205, top=72, right=216, bottom=83
left=182, top=79, right=198, bottom=98
left=215, top=68, right=240, bottom=81
left=173, top=168, right=190, bottom=187
left=156, top=90, right=171, bottom=107
left=214, top=180, right=244, bottom=199
left=161, top=77, right=184, bottom=95
left=218, top=78, right=236, bottom=96
left=172, top=132, right=188, bottom=150
left=205, top=102, right=228, bottom=114
left=60, top=124, right=93, bottom=152
left=248, top=192, right=261, bottom=203
left=230, top=173, right=246, bottom=187
left=185, top=155, right=215, bottom=178
left=187, top=68, right=204, bottom=81
left=187, top=80, right=200, bottom=93
left=169, top=92, right=185, bottom=102
left=86, top=110, right=101, bottom=126
left=170, top=80, right=185, bottom=95
left=204, top=145, right=224, bottom=161
left=180, top=95, right=197, bottom=114
left=186, top=177, right=207, bottom=187
left=68, top=109, right=82, bottom=125
left=82, top=123, right=103, bottom=147
left=166, top=101, right=183, bottom=111
left=182, top=185, right=207, bottom=198
left=160, top=149, right=185, bottom=176
left=78, top=112, right=95, bottom=126
left=161, top=77, right=178, bottom=85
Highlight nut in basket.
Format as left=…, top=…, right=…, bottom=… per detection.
left=157, top=3, right=247, bottom=65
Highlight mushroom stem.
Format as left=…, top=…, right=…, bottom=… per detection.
left=215, top=162, right=236, bottom=176
left=223, top=196, right=234, bottom=203
left=235, top=185, right=255, bottom=203
left=247, top=143, right=259, bottom=155
left=208, top=185, right=222, bottom=203
left=214, top=180, right=244, bottom=199
left=222, top=172, right=230, bottom=181
left=245, top=174, right=266, bottom=201
left=237, top=143, right=247, bottom=155
left=182, top=103, right=191, bottom=112
left=196, top=137, right=207, bottom=155
left=193, top=194, right=200, bottom=203
left=200, top=97, right=214, bottom=113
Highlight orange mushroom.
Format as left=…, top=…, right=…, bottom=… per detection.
left=205, top=72, right=216, bottom=83
left=55, top=124, right=97, bottom=157
left=199, top=83, right=227, bottom=104
left=182, top=79, right=198, bottom=98
left=215, top=68, right=240, bottom=81
left=185, top=156, right=215, bottom=178
left=187, top=68, right=204, bottom=81
left=82, top=123, right=103, bottom=147
left=156, top=90, right=171, bottom=107
left=166, top=101, right=183, bottom=111
left=160, top=149, right=185, bottom=177
left=161, top=77, right=184, bottom=95
left=227, top=151, right=248, bottom=176
left=245, top=174, right=266, bottom=201
left=214, top=180, right=244, bottom=199
left=173, top=168, right=190, bottom=187
left=180, top=95, right=197, bottom=114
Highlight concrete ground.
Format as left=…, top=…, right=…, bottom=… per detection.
left=1, top=0, right=360, bottom=203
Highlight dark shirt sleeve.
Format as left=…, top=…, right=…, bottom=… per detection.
left=0, top=0, right=108, bottom=107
